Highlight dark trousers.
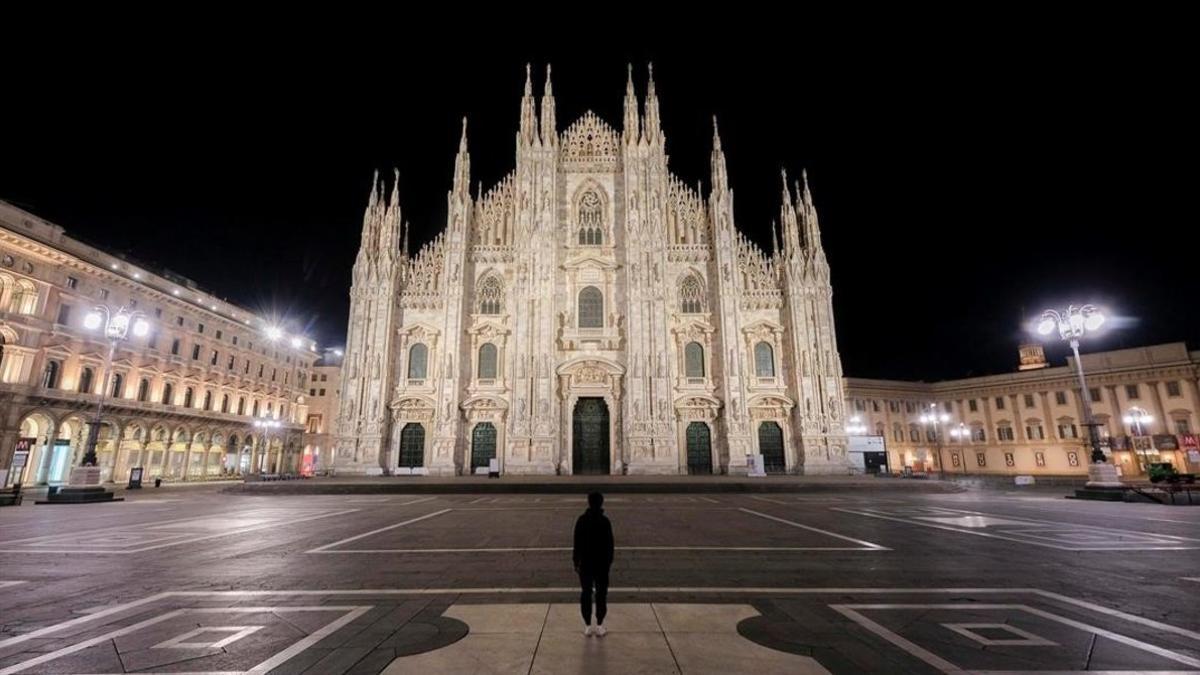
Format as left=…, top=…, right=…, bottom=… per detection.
left=578, top=565, right=610, bottom=625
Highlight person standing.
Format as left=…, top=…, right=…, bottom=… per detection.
left=573, top=491, right=614, bottom=636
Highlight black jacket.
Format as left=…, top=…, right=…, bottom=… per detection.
left=573, top=507, right=614, bottom=570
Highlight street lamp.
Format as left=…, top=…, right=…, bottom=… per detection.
left=1122, top=408, right=1153, bottom=473
left=253, top=418, right=283, bottom=474
left=81, top=306, right=150, bottom=467
left=949, top=423, right=972, bottom=473
left=919, top=403, right=951, bottom=478
left=1036, top=304, right=1106, bottom=462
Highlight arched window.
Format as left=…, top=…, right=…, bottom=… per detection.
left=221, top=394, right=230, bottom=413
left=252, top=400, right=260, bottom=417
left=679, top=275, right=704, bottom=313
left=42, top=359, right=61, bottom=388
left=237, top=397, right=246, bottom=415
left=578, top=286, right=603, bottom=328
left=162, top=383, right=175, bottom=405
left=111, top=373, right=124, bottom=398
left=9, top=279, right=37, bottom=314
left=754, top=342, right=775, bottom=377
left=137, top=378, right=149, bottom=402
left=892, top=422, right=903, bottom=442
left=478, top=343, right=498, bottom=379
left=476, top=275, right=503, bottom=315
left=183, top=387, right=194, bottom=408
left=203, top=390, right=212, bottom=411
left=78, top=367, right=94, bottom=393
left=577, top=190, right=603, bottom=245
left=684, top=342, right=705, bottom=378
left=407, top=343, right=428, bottom=379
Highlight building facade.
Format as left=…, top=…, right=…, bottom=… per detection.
left=335, top=65, right=852, bottom=476
left=0, top=200, right=316, bottom=486
left=302, top=349, right=342, bottom=475
left=845, top=343, right=1200, bottom=478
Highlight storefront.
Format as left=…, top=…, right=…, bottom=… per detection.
left=1181, top=434, right=1200, bottom=473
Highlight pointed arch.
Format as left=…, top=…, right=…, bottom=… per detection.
left=678, top=272, right=705, bottom=314
left=572, top=180, right=609, bottom=246
left=475, top=273, right=504, bottom=315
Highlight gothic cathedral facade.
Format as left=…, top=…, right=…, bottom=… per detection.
left=334, top=66, right=851, bottom=476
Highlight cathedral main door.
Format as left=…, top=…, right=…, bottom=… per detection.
left=471, top=422, right=497, bottom=472
left=572, top=397, right=610, bottom=475
left=758, top=421, right=786, bottom=474
left=685, top=422, right=713, bottom=475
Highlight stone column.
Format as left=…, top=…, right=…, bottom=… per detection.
left=181, top=442, right=195, bottom=481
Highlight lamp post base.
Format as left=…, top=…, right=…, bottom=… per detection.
left=1085, top=462, right=1123, bottom=488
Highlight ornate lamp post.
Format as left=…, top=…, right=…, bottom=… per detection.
left=1036, top=305, right=1106, bottom=463
left=1036, top=304, right=1121, bottom=487
left=949, top=422, right=971, bottom=474
left=1122, top=407, right=1153, bottom=474
left=80, top=306, right=150, bottom=467
left=253, top=418, right=283, bottom=474
left=919, top=403, right=950, bottom=478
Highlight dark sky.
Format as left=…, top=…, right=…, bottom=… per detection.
left=3, top=22, right=1195, bottom=381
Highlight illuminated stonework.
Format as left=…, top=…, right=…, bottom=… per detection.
left=334, top=65, right=851, bottom=476
left=0, top=202, right=315, bottom=484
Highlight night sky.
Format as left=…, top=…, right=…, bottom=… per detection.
left=3, top=26, right=1195, bottom=381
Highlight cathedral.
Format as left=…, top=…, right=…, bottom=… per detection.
left=333, top=65, right=851, bottom=476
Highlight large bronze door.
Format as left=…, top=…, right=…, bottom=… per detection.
left=398, top=423, right=425, bottom=468
left=686, top=422, right=713, bottom=475
left=757, top=421, right=786, bottom=474
left=572, top=397, right=610, bottom=475
left=471, top=422, right=497, bottom=472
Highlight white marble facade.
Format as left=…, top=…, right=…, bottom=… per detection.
left=333, top=65, right=851, bottom=476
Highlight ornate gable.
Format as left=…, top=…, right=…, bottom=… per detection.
left=560, top=112, right=620, bottom=172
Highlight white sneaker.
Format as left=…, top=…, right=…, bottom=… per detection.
left=594, top=625, right=607, bottom=637
left=583, top=625, right=593, bottom=637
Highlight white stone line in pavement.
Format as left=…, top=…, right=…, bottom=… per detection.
left=748, top=496, right=793, bottom=506
left=243, top=606, right=373, bottom=674
left=834, top=603, right=1200, bottom=670
left=828, top=605, right=959, bottom=673
left=309, top=546, right=881, bottom=554
left=737, top=508, right=891, bottom=550
left=830, top=506, right=1200, bottom=551
left=0, top=581, right=28, bottom=590
left=3, top=587, right=1196, bottom=655
left=0, top=509, right=361, bottom=554
left=305, top=509, right=453, bottom=553
left=1183, top=577, right=1200, bottom=583
left=0, top=606, right=372, bottom=675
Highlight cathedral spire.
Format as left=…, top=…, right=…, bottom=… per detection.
left=798, top=169, right=824, bottom=254
left=359, top=170, right=382, bottom=256
left=378, top=168, right=402, bottom=259
left=643, top=62, right=661, bottom=144
left=622, top=63, right=640, bottom=145
left=518, top=63, right=538, bottom=147
left=452, top=117, right=471, bottom=199
left=780, top=167, right=800, bottom=258
left=540, top=63, right=557, bottom=146
left=710, top=115, right=728, bottom=194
